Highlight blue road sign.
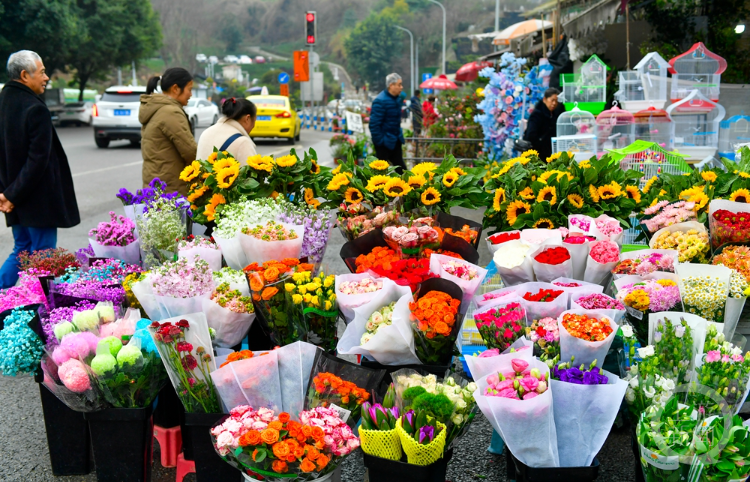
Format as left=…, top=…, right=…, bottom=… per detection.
left=278, top=72, right=290, bottom=84
left=422, top=73, right=433, bottom=94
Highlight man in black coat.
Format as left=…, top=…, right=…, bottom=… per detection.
left=523, top=87, right=565, bottom=161
left=369, top=73, right=406, bottom=172
left=0, top=50, right=80, bottom=288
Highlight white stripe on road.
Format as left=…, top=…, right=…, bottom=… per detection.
left=266, top=145, right=303, bottom=157
left=73, top=160, right=142, bottom=177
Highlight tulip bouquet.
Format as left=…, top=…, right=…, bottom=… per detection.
left=483, top=358, right=549, bottom=401
left=359, top=385, right=403, bottom=461
left=474, top=301, right=527, bottom=352
left=396, top=408, right=447, bottom=465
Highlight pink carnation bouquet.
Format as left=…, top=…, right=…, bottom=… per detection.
left=474, top=302, right=526, bottom=352
left=441, top=259, right=479, bottom=280
left=642, top=201, right=697, bottom=233
left=338, top=278, right=383, bottom=295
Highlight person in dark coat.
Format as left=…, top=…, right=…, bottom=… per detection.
left=368, top=73, right=406, bottom=172
left=0, top=50, right=80, bottom=288
left=410, top=89, right=423, bottom=136
left=523, top=87, right=565, bottom=161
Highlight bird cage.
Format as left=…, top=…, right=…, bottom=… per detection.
left=634, top=52, right=670, bottom=109
left=634, top=107, right=672, bottom=148
left=596, top=103, right=635, bottom=151
left=719, top=115, right=750, bottom=160
left=560, top=55, right=608, bottom=115
left=552, top=105, right=598, bottom=161
left=615, top=71, right=648, bottom=112
left=669, top=42, right=726, bottom=104
left=666, top=89, right=726, bottom=162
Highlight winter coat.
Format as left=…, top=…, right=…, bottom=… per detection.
left=368, top=90, right=405, bottom=150
left=196, top=117, right=257, bottom=163
left=0, top=82, right=80, bottom=228
left=139, top=94, right=197, bottom=196
left=523, top=99, right=565, bottom=161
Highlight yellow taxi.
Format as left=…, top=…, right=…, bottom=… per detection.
left=246, top=95, right=301, bottom=144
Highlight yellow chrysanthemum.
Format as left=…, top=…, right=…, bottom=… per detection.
left=310, top=160, right=321, bottom=174
left=179, top=161, right=202, bottom=182
left=701, top=171, right=717, bottom=182
left=642, top=176, right=658, bottom=193
left=442, top=172, right=458, bottom=188
left=506, top=200, right=531, bottom=227
left=327, top=173, right=350, bottom=191
left=450, top=167, right=467, bottom=176
left=567, top=194, right=584, bottom=208
left=344, top=187, right=364, bottom=203
left=407, top=175, right=427, bottom=189
left=730, top=188, right=750, bottom=203
left=421, top=187, right=441, bottom=205
left=276, top=154, right=297, bottom=168
left=493, top=188, right=506, bottom=211
left=411, top=162, right=437, bottom=176
left=519, top=187, right=535, bottom=200
left=304, top=188, right=315, bottom=203
left=369, top=160, right=390, bottom=170
left=598, top=182, right=623, bottom=200
left=365, top=175, right=391, bottom=192
left=214, top=157, right=238, bottom=172
left=187, top=185, right=209, bottom=203
left=383, top=179, right=412, bottom=197
left=625, top=185, right=642, bottom=204
left=521, top=149, right=539, bottom=158
left=537, top=186, right=557, bottom=205
left=589, top=184, right=600, bottom=202
left=216, top=164, right=240, bottom=189
left=533, top=218, right=554, bottom=229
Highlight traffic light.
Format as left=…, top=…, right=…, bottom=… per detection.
left=305, top=11, right=316, bottom=45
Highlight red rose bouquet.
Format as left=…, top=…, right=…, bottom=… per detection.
left=523, top=288, right=564, bottom=302
left=531, top=245, right=573, bottom=282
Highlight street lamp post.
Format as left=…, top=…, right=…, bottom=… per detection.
left=426, top=0, right=446, bottom=75
left=395, top=25, right=414, bottom=94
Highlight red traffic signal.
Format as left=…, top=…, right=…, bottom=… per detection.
left=306, top=13, right=315, bottom=22
left=305, top=11, right=316, bottom=45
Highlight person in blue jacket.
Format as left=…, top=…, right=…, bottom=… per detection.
left=368, top=73, right=406, bottom=172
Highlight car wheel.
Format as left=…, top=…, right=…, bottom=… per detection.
left=287, top=135, right=295, bottom=145
left=294, top=129, right=300, bottom=141
left=190, top=117, right=196, bottom=136
left=75, top=121, right=82, bottom=127
left=95, top=137, right=110, bottom=148
left=130, top=139, right=141, bottom=147
left=212, top=114, right=218, bottom=125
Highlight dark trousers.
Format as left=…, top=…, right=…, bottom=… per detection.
left=374, top=143, right=406, bottom=173
left=0, top=225, right=57, bottom=288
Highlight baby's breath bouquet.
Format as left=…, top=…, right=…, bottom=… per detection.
left=136, top=197, right=187, bottom=268
left=287, top=270, right=339, bottom=353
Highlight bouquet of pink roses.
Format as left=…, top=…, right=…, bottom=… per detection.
left=383, top=218, right=439, bottom=257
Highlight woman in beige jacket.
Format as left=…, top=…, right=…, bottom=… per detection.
left=196, top=98, right=257, bottom=162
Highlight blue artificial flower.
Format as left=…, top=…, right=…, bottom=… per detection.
left=0, top=308, right=44, bottom=376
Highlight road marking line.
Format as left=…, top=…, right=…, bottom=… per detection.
left=266, top=145, right=303, bottom=156
left=73, top=160, right=142, bottom=177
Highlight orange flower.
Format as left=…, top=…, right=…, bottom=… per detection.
left=272, top=460, right=289, bottom=474
left=300, top=458, right=317, bottom=473
left=268, top=421, right=283, bottom=431
left=261, top=428, right=280, bottom=445
left=278, top=412, right=291, bottom=423
left=282, top=258, right=300, bottom=267
left=249, top=275, right=264, bottom=292
left=302, top=425, right=313, bottom=438
left=316, top=454, right=330, bottom=471
left=410, top=290, right=460, bottom=339
left=252, top=448, right=260, bottom=461
left=264, top=267, right=280, bottom=282
left=272, top=442, right=291, bottom=458
left=261, top=286, right=279, bottom=301
left=244, top=430, right=262, bottom=446
left=245, top=262, right=260, bottom=272
left=305, top=444, right=320, bottom=461
left=310, top=426, right=325, bottom=442
left=435, top=321, right=451, bottom=336
left=299, top=263, right=315, bottom=272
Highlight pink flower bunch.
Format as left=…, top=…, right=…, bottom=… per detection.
left=643, top=201, right=697, bottom=233
left=527, top=317, right=559, bottom=344
left=595, top=218, right=623, bottom=236
left=475, top=302, right=525, bottom=330
left=705, top=350, right=744, bottom=364
left=570, top=216, right=591, bottom=232
left=298, top=406, right=360, bottom=456
left=553, top=281, right=581, bottom=288
left=89, top=211, right=136, bottom=247
left=441, top=260, right=478, bottom=280
left=477, top=346, right=532, bottom=358
left=338, top=278, right=383, bottom=295
left=58, top=359, right=92, bottom=393
left=589, top=240, right=620, bottom=264
left=484, top=358, right=548, bottom=400
left=151, top=256, right=214, bottom=298
left=616, top=279, right=681, bottom=312
left=0, top=272, right=46, bottom=312
left=383, top=222, right=438, bottom=248
left=177, top=236, right=219, bottom=251
left=211, top=405, right=276, bottom=456
left=612, top=252, right=675, bottom=276
left=564, top=235, right=596, bottom=245
left=481, top=290, right=515, bottom=302
left=575, top=293, right=625, bottom=310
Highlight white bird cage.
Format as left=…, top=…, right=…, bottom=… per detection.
left=634, top=107, right=672, bottom=148
left=634, top=52, right=670, bottom=109
left=596, top=103, right=635, bottom=152
left=666, top=89, right=726, bottom=162
left=552, top=105, right=598, bottom=161
left=669, top=42, right=726, bottom=103
left=719, top=115, right=750, bottom=160
left=615, top=71, right=647, bottom=112
left=560, top=55, right=608, bottom=115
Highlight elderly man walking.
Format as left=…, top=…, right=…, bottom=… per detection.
left=368, top=73, right=406, bottom=172
left=0, top=50, right=79, bottom=288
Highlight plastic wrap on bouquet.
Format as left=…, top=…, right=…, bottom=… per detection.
left=123, top=203, right=145, bottom=221
left=276, top=341, right=319, bottom=415
left=568, top=215, right=597, bottom=237
left=649, top=221, right=708, bottom=249
left=213, top=234, right=248, bottom=271
left=562, top=238, right=591, bottom=281
left=521, top=229, right=562, bottom=246
left=464, top=342, right=533, bottom=383
left=437, top=211, right=483, bottom=250
left=530, top=244, right=573, bottom=283
left=725, top=296, right=746, bottom=340
left=99, top=307, right=141, bottom=339
left=676, top=263, right=731, bottom=323
left=304, top=305, right=339, bottom=353
left=493, top=240, right=535, bottom=287
left=411, top=278, right=464, bottom=365
left=647, top=312, right=707, bottom=357
left=472, top=297, right=528, bottom=351
left=238, top=222, right=305, bottom=266
left=558, top=309, right=618, bottom=368
left=708, top=199, right=750, bottom=249
left=569, top=292, right=625, bottom=324
left=476, top=285, right=523, bottom=308
left=250, top=275, right=307, bottom=347
left=178, top=246, right=223, bottom=272
left=154, top=292, right=212, bottom=320
left=210, top=350, right=283, bottom=412
left=594, top=215, right=624, bottom=246
left=550, top=370, right=628, bottom=467
left=474, top=358, right=559, bottom=468
left=612, top=249, right=678, bottom=280
left=429, top=254, right=487, bottom=307
left=486, top=230, right=521, bottom=255
left=339, top=228, right=389, bottom=273
left=201, top=297, right=255, bottom=348
left=88, top=238, right=141, bottom=266
left=583, top=240, right=619, bottom=287
left=40, top=353, right=105, bottom=412
left=130, top=274, right=166, bottom=320
left=550, top=278, right=604, bottom=299
left=518, top=282, right=570, bottom=323
left=336, top=272, right=386, bottom=323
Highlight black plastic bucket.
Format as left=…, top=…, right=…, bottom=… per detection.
left=507, top=450, right=600, bottom=481
left=183, top=412, right=242, bottom=482
left=38, top=383, right=91, bottom=475
left=364, top=448, right=453, bottom=482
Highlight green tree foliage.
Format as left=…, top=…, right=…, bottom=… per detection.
left=219, top=13, right=244, bottom=52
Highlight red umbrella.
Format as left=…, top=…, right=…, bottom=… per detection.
left=419, top=74, right=458, bottom=91
left=455, top=61, right=493, bottom=82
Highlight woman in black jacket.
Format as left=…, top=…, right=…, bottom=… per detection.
left=523, top=87, right=565, bottom=161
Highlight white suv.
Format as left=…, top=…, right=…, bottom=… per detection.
left=92, top=86, right=147, bottom=148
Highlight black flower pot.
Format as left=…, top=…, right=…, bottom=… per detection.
left=437, top=211, right=483, bottom=250
left=85, top=404, right=155, bottom=482
left=364, top=448, right=453, bottom=482
left=38, top=383, right=91, bottom=475
left=183, top=412, right=242, bottom=482
left=507, top=450, right=600, bottom=481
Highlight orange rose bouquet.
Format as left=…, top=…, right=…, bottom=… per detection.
left=409, top=279, right=463, bottom=365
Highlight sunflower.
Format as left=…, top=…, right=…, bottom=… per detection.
left=209, top=193, right=226, bottom=207
left=689, top=192, right=709, bottom=211
left=537, top=186, right=557, bottom=205
left=533, top=218, right=554, bottom=229
left=493, top=188, right=506, bottom=211
left=521, top=149, right=539, bottom=158
left=214, top=157, right=238, bottom=172
left=506, top=200, right=531, bottom=227
left=740, top=172, right=750, bottom=179
left=384, top=179, right=412, bottom=197
left=642, top=176, right=658, bottom=193
left=179, top=161, right=202, bottom=182
left=442, top=171, right=458, bottom=187
left=203, top=203, right=217, bottom=221
left=567, top=193, right=584, bottom=208
left=701, top=171, right=717, bottom=182
left=730, top=188, right=750, bottom=203
left=344, top=187, right=364, bottom=203
left=598, top=182, right=623, bottom=200
left=450, top=167, right=467, bottom=176
left=625, top=186, right=642, bottom=204
left=304, top=188, right=315, bottom=203
left=538, top=170, right=571, bottom=184
left=407, top=174, right=427, bottom=189
left=332, top=164, right=342, bottom=174
left=327, top=173, right=350, bottom=191
left=276, top=154, right=297, bottom=168
left=207, top=152, right=218, bottom=163
left=247, top=154, right=274, bottom=173
left=589, top=185, right=600, bottom=202
left=421, top=187, right=441, bottom=205
left=546, top=151, right=572, bottom=163
left=578, top=159, right=591, bottom=169
left=216, top=164, right=240, bottom=189
left=187, top=185, right=209, bottom=203
left=365, top=175, right=391, bottom=192
left=519, top=187, right=535, bottom=200
left=412, top=162, right=437, bottom=176
left=310, top=160, right=321, bottom=174
left=369, top=160, right=390, bottom=170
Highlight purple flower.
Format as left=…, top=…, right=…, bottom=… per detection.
left=418, top=426, right=435, bottom=444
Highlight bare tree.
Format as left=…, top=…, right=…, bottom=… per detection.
left=151, top=0, right=210, bottom=71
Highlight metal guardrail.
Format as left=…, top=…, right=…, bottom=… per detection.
left=403, top=137, right=485, bottom=167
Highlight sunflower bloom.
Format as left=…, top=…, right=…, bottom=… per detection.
left=332, top=164, right=342, bottom=174
left=730, top=188, right=750, bottom=203
left=276, top=155, right=297, bottom=167
left=407, top=174, right=427, bottom=189
left=209, top=193, right=226, bottom=207
left=216, top=164, right=240, bottom=189
left=214, top=157, right=238, bottom=172
left=304, top=188, right=315, bottom=203
left=326, top=173, right=350, bottom=191
left=421, top=187, right=440, bottom=205
left=369, top=160, right=389, bottom=170
left=442, top=172, right=458, bottom=187
left=521, top=149, right=539, bottom=158
left=493, top=188, right=506, bottom=211
left=506, top=200, right=531, bottom=227
left=598, top=182, right=622, bottom=200
left=203, top=203, right=217, bottom=221
left=625, top=186, right=642, bottom=204
left=179, top=161, right=202, bottom=182
left=589, top=185, right=600, bottom=202
left=344, top=187, right=364, bottom=203
left=567, top=193, right=584, bottom=208
left=519, top=187, right=535, bottom=200
left=533, top=218, right=554, bottom=229
left=310, top=160, right=321, bottom=174
left=537, top=186, right=557, bottom=205
left=450, top=167, right=467, bottom=176
left=383, top=179, right=412, bottom=197
left=701, top=171, right=717, bottom=182
left=365, top=175, right=391, bottom=192
left=642, top=176, right=658, bottom=193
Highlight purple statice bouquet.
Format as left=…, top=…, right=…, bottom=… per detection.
left=53, top=259, right=142, bottom=306
left=278, top=203, right=333, bottom=263
left=40, top=301, right=96, bottom=347
left=118, top=178, right=191, bottom=215
left=89, top=212, right=137, bottom=247
left=150, top=256, right=213, bottom=298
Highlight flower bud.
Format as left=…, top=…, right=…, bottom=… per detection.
left=530, top=368, right=541, bottom=379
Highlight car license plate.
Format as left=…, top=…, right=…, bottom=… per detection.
left=257, top=115, right=271, bottom=121
left=114, top=109, right=130, bottom=116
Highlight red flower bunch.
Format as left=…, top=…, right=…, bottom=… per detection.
left=421, top=248, right=463, bottom=260
left=711, top=209, right=750, bottom=247
left=534, top=247, right=570, bottom=265
left=563, top=235, right=596, bottom=245
left=474, top=302, right=526, bottom=351
left=17, top=248, right=80, bottom=276
left=372, top=258, right=437, bottom=292
left=523, top=288, right=564, bottom=302
left=488, top=232, right=521, bottom=245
